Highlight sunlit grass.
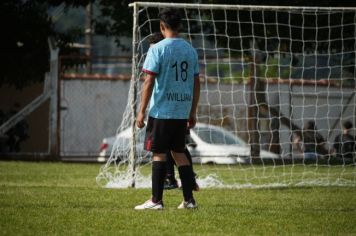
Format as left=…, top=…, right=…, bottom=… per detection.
left=134, top=163, right=356, bottom=187
left=0, top=161, right=355, bottom=235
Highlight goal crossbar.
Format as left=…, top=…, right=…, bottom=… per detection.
left=129, top=2, right=356, bottom=11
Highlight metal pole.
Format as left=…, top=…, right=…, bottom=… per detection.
left=85, top=2, right=93, bottom=74
left=128, top=3, right=139, bottom=188
left=248, top=67, right=260, bottom=159
left=248, top=39, right=261, bottom=159
left=48, top=38, right=60, bottom=160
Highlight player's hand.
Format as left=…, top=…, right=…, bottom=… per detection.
left=136, top=111, right=146, bottom=129
left=188, top=113, right=197, bottom=129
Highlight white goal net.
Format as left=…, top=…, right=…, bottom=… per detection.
left=97, top=2, right=356, bottom=188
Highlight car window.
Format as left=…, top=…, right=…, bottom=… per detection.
left=194, top=127, right=242, bottom=145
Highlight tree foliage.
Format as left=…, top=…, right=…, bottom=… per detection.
left=96, top=0, right=355, bottom=79
left=0, top=0, right=355, bottom=88
left=96, top=0, right=356, bottom=47
left=0, top=0, right=89, bottom=89
left=0, top=1, right=51, bottom=88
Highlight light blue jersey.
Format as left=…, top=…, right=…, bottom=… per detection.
left=142, top=38, right=199, bottom=119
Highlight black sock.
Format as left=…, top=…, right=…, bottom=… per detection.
left=166, top=151, right=175, bottom=180
left=152, top=161, right=166, bottom=203
left=178, top=165, right=194, bottom=202
left=184, top=149, right=197, bottom=185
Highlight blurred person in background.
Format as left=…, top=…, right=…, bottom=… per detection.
left=333, top=120, right=355, bottom=161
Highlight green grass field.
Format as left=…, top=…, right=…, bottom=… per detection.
left=1, top=161, right=356, bottom=235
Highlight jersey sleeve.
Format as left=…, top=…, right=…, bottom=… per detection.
left=142, top=47, right=160, bottom=75
left=193, top=49, right=199, bottom=77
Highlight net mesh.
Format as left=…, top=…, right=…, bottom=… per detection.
left=96, top=3, right=356, bottom=189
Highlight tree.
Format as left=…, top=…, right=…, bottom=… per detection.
left=2, top=0, right=354, bottom=88
left=96, top=0, right=356, bottom=50
left=0, top=0, right=90, bottom=89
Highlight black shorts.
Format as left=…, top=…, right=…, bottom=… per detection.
left=144, top=116, right=187, bottom=153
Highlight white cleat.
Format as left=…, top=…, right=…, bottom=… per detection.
left=134, top=199, right=164, bottom=210
left=177, top=199, right=198, bottom=209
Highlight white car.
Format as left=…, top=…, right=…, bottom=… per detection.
left=98, top=123, right=279, bottom=164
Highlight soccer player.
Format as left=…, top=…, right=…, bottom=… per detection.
left=294, top=120, right=326, bottom=161
left=135, top=8, right=200, bottom=210
left=147, top=33, right=199, bottom=191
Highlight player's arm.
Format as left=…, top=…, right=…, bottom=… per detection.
left=137, top=74, right=155, bottom=128
left=137, top=46, right=159, bottom=128
left=188, top=74, right=200, bottom=129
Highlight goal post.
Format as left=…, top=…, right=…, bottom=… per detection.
left=128, top=2, right=140, bottom=188
left=97, top=2, right=356, bottom=188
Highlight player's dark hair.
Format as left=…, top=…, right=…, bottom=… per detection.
left=158, top=8, right=182, bottom=31
left=148, top=32, right=164, bottom=44
left=343, top=120, right=353, bottom=130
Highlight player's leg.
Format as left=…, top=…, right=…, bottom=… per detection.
left=184, top=147, right=199, bottom=191
left=164, top=150, right=178, bottom=189
left=151, top=153, right=167, bottom=203
left=170, top=120, right=197, bottom=209
left=171, top=151, right=197, bottom=209
left=135, top=153, right=166, bottom=210
left=184, top=147, right=193, bottom=166
left=135, top=117, right=167, bottom=210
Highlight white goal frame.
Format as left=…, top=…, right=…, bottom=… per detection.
left=97, top=2, right=356, bottom=188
